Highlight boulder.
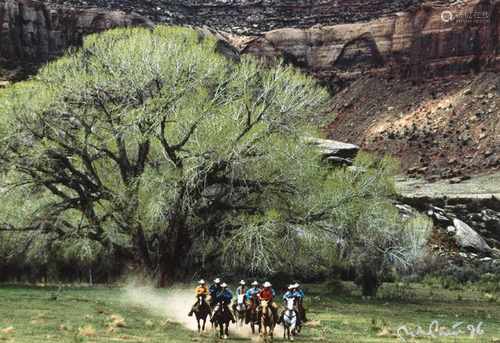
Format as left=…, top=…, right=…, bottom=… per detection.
left=452, top=218, right=492, bottom=254
left=306, top=138, right=360, bottom=160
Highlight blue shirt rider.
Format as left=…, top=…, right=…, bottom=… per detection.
left=283, top=285, right=295, bottom=301
left=236, top=280, right=247, bottom=297
left=245, top=281, right=261, bottom=303
left=208, top=278, right=222, bottom=304
left=215, top=284, right=233, bottom=304
left=214, top=283, right=236, bottom=323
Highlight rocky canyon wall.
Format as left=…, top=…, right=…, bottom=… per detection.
left=2, top=0, right=499, bottom=82
left=44, top=0, right=424, bottom=35
left=235, top=0, right=500, bottom=82
left=0, top=0, right=151, bottom=69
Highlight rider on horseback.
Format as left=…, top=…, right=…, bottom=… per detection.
left=188, top=279, right=209, bottom=317
left=278, top=284, right=295, bottom=324
left=236, top=280, right=247, bottom=297
left=232, top=280, right=247, bottom=313
left=214, top=282, right=236, bottom=323
left=208, top=278, right=222, bottom=307
left=258, top=281, right=278, bottom=320
left=245, top=280, right=261, bottom=307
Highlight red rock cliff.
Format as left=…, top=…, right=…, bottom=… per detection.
left=235, top=0, right=500, bottom=82
left=0, top=0, right=151, bottom=68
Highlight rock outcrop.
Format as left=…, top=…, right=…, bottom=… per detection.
left=0, top=0, right=151, bottom=69
left=307, top=137, right=360, bottom=165
left=399, top=174, right=500, bottom=253
left=235, top=0, right=500, bottom=82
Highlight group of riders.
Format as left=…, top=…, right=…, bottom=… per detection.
left=188, top=278, right=306, bottom=334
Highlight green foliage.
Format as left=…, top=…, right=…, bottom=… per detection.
left=0, top=26, right=330, bottom=281
left=0, top=26, right=430, bottom=285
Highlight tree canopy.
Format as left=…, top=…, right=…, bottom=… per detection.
left=0, top=26, right=430, bottom=290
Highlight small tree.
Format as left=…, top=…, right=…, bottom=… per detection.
left=302, top=153, right=432, bottom=296
left=223, top=152, right=432, bottom=295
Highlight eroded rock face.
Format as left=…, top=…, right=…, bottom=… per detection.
left=44, top=0, right=424, bottom=35
left=0, top=0, right=151, bottom=68
left=235, top=0, right=500, bottom=81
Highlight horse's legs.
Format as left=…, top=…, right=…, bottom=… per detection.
left=197, top=318, right=201, bottom=333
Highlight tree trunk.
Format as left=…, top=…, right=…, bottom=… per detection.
left=157, top=216, right=193, bottom=287
left=132, top=227, right=154, bottom=275
left=357, top=267, right=381, bottom=297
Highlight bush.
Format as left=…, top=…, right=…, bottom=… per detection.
left=377, top=282, right=416, bottom=301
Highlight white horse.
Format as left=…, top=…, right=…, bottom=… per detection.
left=235, top=294, right=247, bottom=326
left=282, top=297, right=297, bottom=341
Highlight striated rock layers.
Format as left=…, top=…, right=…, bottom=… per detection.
left=44, top=0, right=424, bottom=35
left=2, top=0, right=499, bottom=82
left=0, top=0, right=151, bottom=68
left=235, top=0, right=500, bottom=82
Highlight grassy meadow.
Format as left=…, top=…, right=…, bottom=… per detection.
left=0, top=283, right=499, bottom=342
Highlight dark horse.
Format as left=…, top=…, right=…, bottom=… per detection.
left=193, top=295, right=211, bottom=333
left=212, top=302, right=232, bottom=339
left=245, top=295, right=259, bottom=334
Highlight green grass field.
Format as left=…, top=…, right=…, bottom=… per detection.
left=0, top=282, right=499, bottom=342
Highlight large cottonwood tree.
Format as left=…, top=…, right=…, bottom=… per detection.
left=0, top=27, right=430, bottom=291
left=0, top=26, right=329, bottom=284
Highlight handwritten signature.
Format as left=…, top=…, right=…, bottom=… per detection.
left=397, top=320, right=484, bottom=341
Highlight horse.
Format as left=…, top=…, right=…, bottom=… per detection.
left=282, top=297, right=298, bottom=341
left=245, top=295, right=259, bottom=334
left=296, top=297, right=306, bottom=333
left=259, top=300, right=276, bottom=341
left=193, top=295, right=211, bottom=333
left=234, top=294, right=247, bottom=326
left=212, top=302, right=232, bottom=339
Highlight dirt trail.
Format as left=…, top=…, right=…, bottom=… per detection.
left=124, top=286, right=284, bottom=340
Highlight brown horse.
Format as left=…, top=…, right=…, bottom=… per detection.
left=259, top=300, right=276, bottom=341
left=246, top=296, right=259, bottom=334
left=193, top=295, right=211, bottom=333
left=212, top=302, right=232, bottom=339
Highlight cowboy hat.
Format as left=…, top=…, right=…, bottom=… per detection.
left=263, top=281, right=272, bottom=288
left=239, top=280, right=246, bottom=285
left=293, top=283, right=300, bottom=288
left=251, top=281, right=259, bottom=286
left=221, top=282, right=228, bottom=288
left=288, top=284, right=294, bottom=290
left=198, top=279, right=206, bottom=284
left=214, top=278, right=221, bottom=284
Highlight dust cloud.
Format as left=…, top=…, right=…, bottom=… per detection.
left=123, top=284, right=284, bottom=340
